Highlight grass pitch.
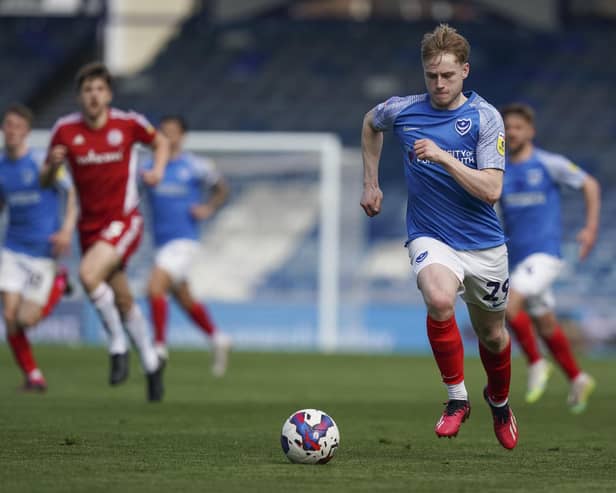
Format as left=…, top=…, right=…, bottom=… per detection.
left=1, top=345, right=615, bottom=492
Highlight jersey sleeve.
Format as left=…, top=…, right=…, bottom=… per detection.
left=191, top=154, right=221, bottom=186
left=538, top=151, right=587, bottom=189
left=130, top=111, right=157, bottom=145
left=371, top=95, right=426, bottom=131
left=476, top=102, right=506, bottom=170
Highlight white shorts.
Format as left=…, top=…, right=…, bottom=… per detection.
left=154, top=239, right=200, bottom=284
left=510, top=253, right=563, bottom=316
left=407, top=237, right=509, bottom=311
left=0, top=248, right=56, bottom=305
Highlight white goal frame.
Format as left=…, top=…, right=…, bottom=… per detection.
left=29, top=130, right=343, bottom=352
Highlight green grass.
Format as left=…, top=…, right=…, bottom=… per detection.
left=1, top=346, right=615, bottom=492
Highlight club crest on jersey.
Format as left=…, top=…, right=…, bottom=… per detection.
left=107, top=129, right=124, bottom=146
left=454, top=118, right=472, bottom=136
left=72, top=134, right=85, bottom=145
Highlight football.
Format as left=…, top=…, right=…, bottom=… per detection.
left=280, top=409, right=340, bottom=464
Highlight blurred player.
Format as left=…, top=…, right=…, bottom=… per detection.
left=361, top=24, right=517, bottom=449
left=142, top=115, right=231, bottom=376
left=41, top=62, right=170, bottom=401
left=0, top=103, right=77, bottom=391
left=500, top=103, right=600, bottom=413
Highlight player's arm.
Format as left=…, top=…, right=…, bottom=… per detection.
left=577, top=175, right=600, bottom=260
left=191, top=176, right=230, bottom=221
left=361, top=109, right=384, bottom=217
left=415, top=139, right=503, bottom=204
left=50, top=183, right=78, bottom=257
left=141, top=132, right=170, bottom=186
left=40, top=145, right=67, bottom=187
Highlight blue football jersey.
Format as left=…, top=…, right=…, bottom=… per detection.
left=142, top=152, right=221, bottom=247
left=0, top=149, right=71, bottom=258
left=500, top=148, right=587, bottom=268
left=373, top=91, right=506, bottom=250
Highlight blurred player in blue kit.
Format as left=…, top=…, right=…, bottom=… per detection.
left=0, top=104, right=77, bottom=390
left=142, top=115, right=232, bottom=376
left=361, top=24, right=518, bottom=449
left=500, top=103, right=600, bottom=413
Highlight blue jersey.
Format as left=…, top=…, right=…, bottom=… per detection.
left=0, top=150, right=71, bottom=258
left=142, top=152, right=220, bottom=247
left=500, top=148, right=587, bottom=269
left=373, top=91, right=506, bottom=250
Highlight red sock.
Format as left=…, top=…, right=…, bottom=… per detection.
left=479, top=338, right=511, bottom=404
left=149, top=296, right=168, bottom=344
left=541, top=326, right=580, bottom=380
left=507, top=310, right=541, bottom=364
left=427, top=315, right=464, bottom=385
left=188, top=303, right=216, bottom=336
left=42, top=271, right=68, bottom=317
left=7, top=331, right=37, bottom=375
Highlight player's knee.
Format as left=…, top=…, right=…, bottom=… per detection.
left=3, top=309, right=17, bottom=332
left=79, top=265, right=98, bottom=293
left=147, top=282, right=165, bottom=299
left=480, top=328, right=508, bottom=352
left=425, top=291, right=455, bottom=319
left=115, top=293, right=134, bottom=318
left=17, top=310, right=40, bottom=330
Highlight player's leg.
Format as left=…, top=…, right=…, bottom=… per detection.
left=147, top=266, right=173, bottom=360
left=41, top=266, right=70, bottom=318
left=108, top=270, right=163, bottom=401
left=508, top=255, right=562, bottom=403
left=173, top=281, right=232, bottom=377
left=505, top=288, right=543, bottom=365
left=409, top=238, right=469, bottom=438
left=468, top=304, right=518, bottom=450
left=0, top=250, right=46, bottom=391
left=532, top=308, right=595, bottom=413
left=3, top=291, right=46, bottom=391
left=461, top=244, right=517, bottom=449
left=79, top=241, right=129, bottom=384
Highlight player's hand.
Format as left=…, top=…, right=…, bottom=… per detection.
left=50, top=229, right=72, bottom=257
left=360, top=184, right=383, bottom=217
left=142, top=168, right=164, bottom=186
left=191, top=203, right=215, bottom=221
left=576, top=226, right=597, bottom=260
left=414, top=139, right=446, bottom=164
left=48, top=145, right=67, bottom=167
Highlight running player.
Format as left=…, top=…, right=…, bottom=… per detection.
left=41, top=62, right=169, bottom=401
left=142, top=115, right=231, bottom=376
left=500, top=103, right=600, bottom=413
left=0, top=103, right=77, bottom=391
left=361, top=24, right=517, bottom=449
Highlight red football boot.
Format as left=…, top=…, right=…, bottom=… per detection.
left=435, top=399, right=471, bottom=438
left=483, top=388, right=518, bottom=450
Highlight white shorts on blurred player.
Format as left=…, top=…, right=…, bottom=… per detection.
left=509, top=253, right=563, bottom=317
left=154, top=238, right=200, bottom=285
left=0, top=248, right=55, bottom=305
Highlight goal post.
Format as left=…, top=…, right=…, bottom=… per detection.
left=28, top=129, right=343, bottom=352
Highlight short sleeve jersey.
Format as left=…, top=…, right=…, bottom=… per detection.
left=141, top=152, right=220, bottom=247
left=0, top=149, right=72, bottom=258
left=500, top=148, right=587, bottom=268
left=372, top=91, right=506, bottom=250
left=48, top=108, right=156, bottom=236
